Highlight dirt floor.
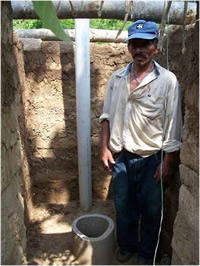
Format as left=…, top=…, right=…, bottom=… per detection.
left=26, top=200, right=168, bottom=265
left=26, top=200, right=141, bottom=265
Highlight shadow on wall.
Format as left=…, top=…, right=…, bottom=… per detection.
left=21, top=41, right=78, bottom=205
left=20, top=40, right=120, bottom=207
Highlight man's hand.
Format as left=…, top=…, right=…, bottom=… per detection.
left=155, top=152, right=176, bottom=183
left=100, top=120, right=115, bottom=172
left=101, top=147, right=115, bottom=173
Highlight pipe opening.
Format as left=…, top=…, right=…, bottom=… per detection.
left=77, top=216, right=109, bottom=238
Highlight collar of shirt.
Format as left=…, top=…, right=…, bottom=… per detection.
left=122, top=60, right=160, bottom=78
left=115, top=60, right=161, bottom=91
left=114, top=60, right=159, bottom=78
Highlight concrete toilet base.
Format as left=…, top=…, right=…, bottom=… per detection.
left=72, top=213, right=115, bottom=265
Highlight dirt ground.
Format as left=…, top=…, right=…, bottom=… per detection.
left=26, top=200, right=169, bottom=265
left=26, top=200, right=141, bottom=265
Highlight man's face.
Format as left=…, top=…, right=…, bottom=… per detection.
left=128, top=39, right=158, bottom=67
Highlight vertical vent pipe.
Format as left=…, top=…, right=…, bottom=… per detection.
left=75, top=19, right=92, bottom=211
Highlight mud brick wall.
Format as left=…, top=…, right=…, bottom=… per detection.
left=1, top=2, right=27, bottom=264
left=153, top=25, right=199, bottom=260
left=171, top=22, right=199, bottom=265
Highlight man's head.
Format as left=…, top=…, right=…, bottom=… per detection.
left=126, top=20, right=159, bottom=67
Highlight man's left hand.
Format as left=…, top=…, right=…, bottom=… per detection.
left=155, top=152, right=177, bottom=183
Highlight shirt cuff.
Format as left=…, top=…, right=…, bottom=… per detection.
left=163, top=140, right=181, bottom=153
left=99, top=113, right=110, bottom=123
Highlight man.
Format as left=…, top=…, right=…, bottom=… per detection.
left=100, top=20, right=182, bottom=264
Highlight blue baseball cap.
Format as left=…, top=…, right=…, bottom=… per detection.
left=126, top=20, right=159, bottom=41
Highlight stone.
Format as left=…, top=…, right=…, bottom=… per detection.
left=178, top=184, right=199, bottom=232
left=20, top=38, right=42, bottom=51
left=179, top=164, right=199, bottom=195
left=172, top=212, right=199, bottom=265
left=171, top=249, right=184, bottom=265
left=180, top=142, right=199, bottom=173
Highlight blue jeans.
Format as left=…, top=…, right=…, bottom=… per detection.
left=112, top=149, right=163, bottom=259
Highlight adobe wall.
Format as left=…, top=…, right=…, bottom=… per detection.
left=171, top=22, right=199, bottom=265
left=1, top=2, right=27, bottom=264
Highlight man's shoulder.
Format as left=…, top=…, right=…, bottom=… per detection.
left=111, top=64, right=130, bottom=78
left=154, top=61, right=177, bottom=81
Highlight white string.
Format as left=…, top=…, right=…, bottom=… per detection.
left=153, top=10, right=170, bottom=266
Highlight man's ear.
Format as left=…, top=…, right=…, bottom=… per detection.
left=154, top=46, right=159, bottom=55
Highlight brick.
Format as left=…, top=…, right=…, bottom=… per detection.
left=20, top=38, right=42, bottom=51
left=180, top=142, right=199, bottom=173
left=179, top=164, right=199, bottom=195
left=172, top=213, right=199, bottom=265
left=178, top=184, right=199, bottom=232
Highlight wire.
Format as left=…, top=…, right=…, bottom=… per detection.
left=153, top=10, right=170, bottom=266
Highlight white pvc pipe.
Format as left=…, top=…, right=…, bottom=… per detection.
left=75, top=19, right=92, bottom=212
